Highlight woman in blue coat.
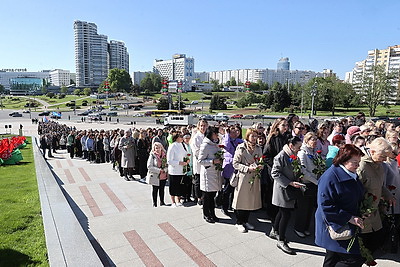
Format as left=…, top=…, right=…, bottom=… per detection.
left=315, top=144, right=365, bottom=266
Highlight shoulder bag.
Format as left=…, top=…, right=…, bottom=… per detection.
left=325, top=219, right=352, bottom=241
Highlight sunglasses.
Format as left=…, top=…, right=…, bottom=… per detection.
left=296, top=127, right=305, bottom=130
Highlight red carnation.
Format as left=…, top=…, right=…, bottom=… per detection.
left=262, top=155, right=267, bottom=159
left=218, top=145, right=225, bottom=148
left=368, top=193, right=378, bottom=201
left=187, top=154, right=191, bottom=156
left=316, top=150, right=322, bottom=154
left=289, top=155, right=297, bottom=160
left=254, top=157, right=260, bottom=161
left=387, top=185, right=397, bottom=191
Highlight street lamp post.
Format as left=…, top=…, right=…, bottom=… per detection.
left=311, top=82, right=317, bottom=118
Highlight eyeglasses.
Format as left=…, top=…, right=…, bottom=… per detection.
left=296, top=127, right=305, bottom=130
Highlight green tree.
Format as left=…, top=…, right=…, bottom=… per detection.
left=360, top=64, right=396, bottom=116
left=0, top=84, right=4, bottom=93
left=210, top=79, right=221, bottom=92
left=73, top=89, right=81, bottom=95
left=269, top=82, right=291, bottom=112
left=140, top=73, right=162, bottom=92
left=83, top=88, right=92, bottom=96
left=230, top=77, right=237, bottom=86
left=107, top=68, right=133, bottom=93
left=209, top=95, right=227, bottom=110
left=156, top=97, right=169, bottom=110
left=46, top=92, right=55, bottom=98
left=60, top=86, right=68, bottom=94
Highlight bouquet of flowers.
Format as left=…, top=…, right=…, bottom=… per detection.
left=161, top=157, right=167, bottom=169
left=347, top=193, right=378, bottom=264
left=312, top=150, right=326, bottom=178
left=289, top=154, right=304, bottom=180
left=214, top=145, right=225, bottom=171
left=249, top=155, right=267, bottom=185
left=183, top=153, right=191, bottom=174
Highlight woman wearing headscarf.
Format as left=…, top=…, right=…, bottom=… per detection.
left=146, top=142, right=168, bottom=207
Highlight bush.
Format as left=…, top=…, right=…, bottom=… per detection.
left=58, top=94, right=66, bottom=99
left=82, top=102, right=87, bottom=106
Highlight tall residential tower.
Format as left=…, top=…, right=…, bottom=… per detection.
left=74, top=20, right=130, bottom=87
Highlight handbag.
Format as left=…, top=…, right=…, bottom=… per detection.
left=325, top=220, right=352, bottom=241
left=282, top=185, right=303, bottom=201
left=230, top=171, right=239, bottom=187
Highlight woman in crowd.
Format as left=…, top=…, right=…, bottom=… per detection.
left=292, top=121, right=305, bottom=141
left=315, top=125, right=329, bottom=158
left=264, top=118, right=290, bottom=222
left=198, top=126, right=224, bottom=223
left=86, top=133, right=95, bottom=163
left=104, top=131, right=111, bottom=163
left=315, top=144, right=366, bottom=266
left=232, top=128, right=263, bottom=233
left=357, top=137, right=396, bottom=261
left=221, top=124, right=243, bottom=215
left=167, top=132, right=189, bottom=207
left=112, top=129, right=124, bottom=177
left=95, top=133, right=105, bottom=163
left=137, top=130, right=150, bottom=182
left=326, top=135, right=346, bottom=168
left=270, top=136, right=303, bottom=255
left=327, top=122, right=344, bottom=144
left=191, top=119, right=209, bottom=205
left=67, top=130, right=75, bottom=158
left=295, top=132, right=319, bottom=238
left=119, top=130, right=137, bottom=181
left=146, top=142, right=167, bottom=207
left=182, top=133, right=193, bottom=203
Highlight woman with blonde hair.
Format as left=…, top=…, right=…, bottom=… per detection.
left=146, top=142, right=167, bottom=207
left=232, top=128, right=263, bottom=233
left=358, top=137, right=396, bottom=263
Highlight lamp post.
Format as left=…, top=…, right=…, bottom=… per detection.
left=311, top=82, right=317, bottom=118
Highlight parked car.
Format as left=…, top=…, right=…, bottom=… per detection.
left=254, top=114, right=264, bottom=119
left=213, top=113, right=229, bottom=122
left=109, top=106, right=117, bottom=111
left=38, top=111, right=50, bottom=116
left=199, top=114, right=214, bottom=121
left=88, top=114, right=102, bottom=121
left=191, top=100, right=199, bottom=105
left=243, top=115, right=254, bottom=120
left=133, top=113, right=144, bottom=117
left=134, top=106, right=141, bottom=110
left=22, top=110, right=31, bottom=113
left=9, top=112, right=22, bottom=117
left=230, top=114, right=243, bottom=119
left=107, top=112, right=118, bottom=116
left=78, top=111, right=90, bottom=116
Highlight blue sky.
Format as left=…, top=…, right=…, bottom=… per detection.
left=1, top=0, right=399, bottom=79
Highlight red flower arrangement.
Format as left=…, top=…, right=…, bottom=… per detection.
left=289, top=154, right=304, bottom=180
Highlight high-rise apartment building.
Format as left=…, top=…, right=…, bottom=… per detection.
left=153, top=54, right=194, bottom=91
left=207, top=68, right=324, bottom=86
left=346, top=45, right=400, bottom=99
left=109, top=40, right=129, bottom=72
left=277, top=57, right=290, bottom=70
left=74, top=20, right=130, bottom=87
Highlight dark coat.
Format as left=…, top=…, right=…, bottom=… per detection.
left=264, top=133, right=290, bottom=167
left=315, top=165, right=364, bottom=254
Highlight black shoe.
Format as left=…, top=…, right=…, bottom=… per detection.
left=268, top=228, right=279, bottom=240
left=160, top=202, right=166, bottom=206
left=153, top=203, right=157, bottom=207
left=124, top=176, right=129, bottom=181
left=204, top=216, right=215, bottom=224
left=212, top=216, right=220, bottom=222
left=221, top=209, right=230, bottom=216
left=277, top=241, right=296, bottom=255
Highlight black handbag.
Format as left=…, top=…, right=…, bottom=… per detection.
left=283, top=185, right=303, bottom=201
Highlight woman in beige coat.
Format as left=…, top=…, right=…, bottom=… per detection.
left=232, top=128, right=263, bottom=233
left=357, top=137, right=395, bottom=261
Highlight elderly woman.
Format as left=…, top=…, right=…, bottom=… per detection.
left=119, top=130, right=137, bottom=181
left=167, top=132, right=189, bottom=207
left=315, top=144, right=365, bottom=266
left=357, top=137, right=396, bottom=261
left=198, top=126, right=224, bottom=223
left=146, top=142, right=168, bottom=207
left=295, top=132, right=319, bottom=238
left=270, top=136, right=304, bottom=255
left=232, top=128, right=263, bottom=233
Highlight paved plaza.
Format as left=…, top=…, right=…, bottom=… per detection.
left=2, top=115, right=400, bottom=266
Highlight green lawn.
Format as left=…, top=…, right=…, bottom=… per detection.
left=0, top=137, right=48, bottom=266
left=0, top=96, right=41, bottom=110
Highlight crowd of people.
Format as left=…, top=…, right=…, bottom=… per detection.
left=37, top=111, right=400, bottom=266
